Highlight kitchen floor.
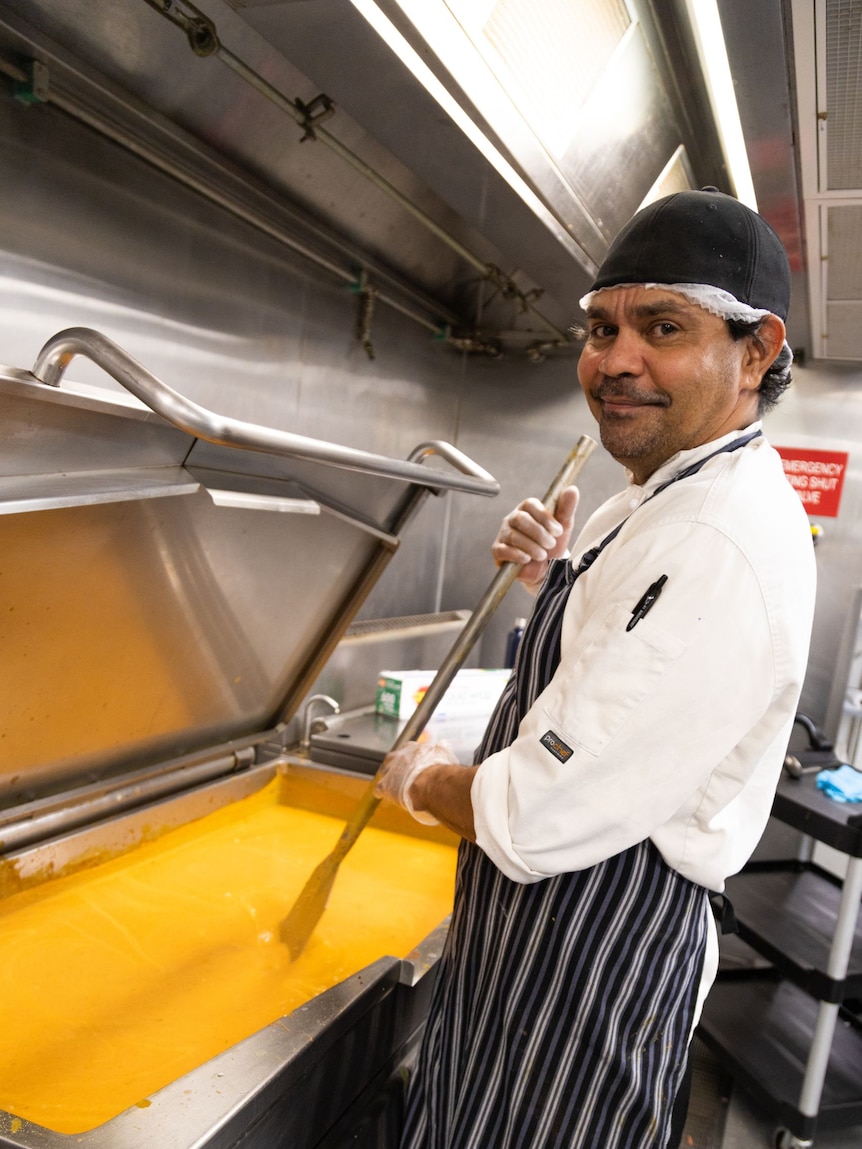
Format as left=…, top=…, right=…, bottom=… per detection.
left=680, top=1039, right=862, bottom=1149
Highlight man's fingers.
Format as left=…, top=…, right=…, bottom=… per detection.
left=553, top=486, right=579, bottom=531
left=490, top=487, right=579, bottom=593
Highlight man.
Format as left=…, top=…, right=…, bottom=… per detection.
left=376, top=189, right=816, bottom=1149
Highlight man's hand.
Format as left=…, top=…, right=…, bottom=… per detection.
left=491, top=485, right=579, bottom=595
left=376, top=741, right=478, bottom=840
left=375, top=740, right=459, bottom=825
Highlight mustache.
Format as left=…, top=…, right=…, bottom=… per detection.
left=593, top=378, right=670, bottom=407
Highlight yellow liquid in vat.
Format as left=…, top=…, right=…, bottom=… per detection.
left=0, top=779, right=457, bottom=1134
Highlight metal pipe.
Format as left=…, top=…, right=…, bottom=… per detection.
left=398, top=435, right=597, bottom=744
left=796, top=857, right=862, bottom=1116
left=43, top=86, right=449, bottom=338
left=30, top=327, right=500, bottom=496
left=0, top=748, right=255, bottom=854
left=144, top=0, right=575, bottom=347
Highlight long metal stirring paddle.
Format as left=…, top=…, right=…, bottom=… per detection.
left=280, top=434, right=597, bottom=959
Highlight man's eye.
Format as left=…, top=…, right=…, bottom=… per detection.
left=652, top=321, right=679, bottom=337
left=588, top=324, right=615, bottom=340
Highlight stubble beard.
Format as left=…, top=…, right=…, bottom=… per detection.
left=594, top=391, right=672, bottom=471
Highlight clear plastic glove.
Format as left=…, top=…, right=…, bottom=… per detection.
left=374, top=739, right=460, bottom=825
left=491, top=486, right=579, bottom=595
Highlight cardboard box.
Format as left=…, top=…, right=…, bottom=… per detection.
left=375, top=668, right=511, bottom=720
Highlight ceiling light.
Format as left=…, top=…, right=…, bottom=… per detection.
left=682, top=0, right=758, bottom=208
left=347, top=0, right=594, bottom=269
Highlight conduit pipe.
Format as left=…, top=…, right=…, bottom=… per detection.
left=142, top=0, right=576, bottom=348
left=1, top=51, right=455, bottom=329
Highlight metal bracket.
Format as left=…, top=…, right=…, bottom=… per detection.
left=142, top=0, right=219, bottom=57
left=430, top=323, right=502, bottom=358
left=13, top=58, right=49, bottom=105
left=294, top=93, right=336, bottom=142
left=484, top=263, right=546, bottom=313
left=351, top=272, right=377, bottom=360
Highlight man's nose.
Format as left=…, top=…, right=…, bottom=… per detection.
left=598, top=328, right=643, bottom=377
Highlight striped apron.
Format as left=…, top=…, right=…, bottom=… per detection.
left=400, top=430, right=759, bottom=1149
left=401, top=572, right=710, bottom=1149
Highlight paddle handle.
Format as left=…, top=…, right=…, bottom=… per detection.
left=327, top=434, right=597, bottom=856
left=395, top=434, right=597, bottom=747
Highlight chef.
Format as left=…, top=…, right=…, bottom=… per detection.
left=376, top=188, right=817, bottom=1149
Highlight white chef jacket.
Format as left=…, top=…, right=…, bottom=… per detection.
left=473, top=425, right=816, bottom=894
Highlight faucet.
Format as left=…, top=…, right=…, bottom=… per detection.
left=301, top=694, right=341, bottom=748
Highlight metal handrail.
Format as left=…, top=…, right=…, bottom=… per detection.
left=31, top=328, right=500, bottom=496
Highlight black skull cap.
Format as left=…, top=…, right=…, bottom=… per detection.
left=587, top=188, right=791, bottom=320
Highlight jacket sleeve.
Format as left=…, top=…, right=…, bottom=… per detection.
left=471, top=519, right=781, bottom=882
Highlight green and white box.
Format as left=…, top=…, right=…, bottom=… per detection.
left=375, top=668, right=511, bottom=720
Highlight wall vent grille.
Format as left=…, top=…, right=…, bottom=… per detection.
left=793, top=0, right=862, bottom=358
left=825, top=0, right=862, bottom=189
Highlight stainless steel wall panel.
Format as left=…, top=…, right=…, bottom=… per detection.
left=0, top=0, right=483, bottom=310
left=2, top=0, right=862, bottom=789
left=0, top=377, right=190, bottom=476
left=0, top=487, right=381, bottom=801
left=0, top=71, right=485, bottom=801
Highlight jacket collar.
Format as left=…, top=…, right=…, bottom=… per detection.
left=628, top=421, right=763, bottom=495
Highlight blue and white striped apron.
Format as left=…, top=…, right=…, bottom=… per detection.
left=401, top=432, right=764, bottom=1149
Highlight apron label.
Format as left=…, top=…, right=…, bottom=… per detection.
left=540, top=730, right=574, bottom=763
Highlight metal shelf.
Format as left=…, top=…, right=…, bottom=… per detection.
left=726, top=864, right=862, bottom=1001
left=697, top=771, right=862, bottom=1145
left=773, top=772, right=862, bottom=856
left=699, top=977, right=862, bottom=1141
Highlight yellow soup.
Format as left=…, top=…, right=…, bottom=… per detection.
left=0, top=778, right=457, bottom=1134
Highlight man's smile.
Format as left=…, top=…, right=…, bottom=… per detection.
left=592, top=382, right=670, bottom=414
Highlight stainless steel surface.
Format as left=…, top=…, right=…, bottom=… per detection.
left=31, top=328, right=499, bottom=496
left=0, top=0, right=550, bottom=338
left=0, top=0, right=734, bottom=342
left=0, top=353, right=498, bottom=808
left=0, top=751, right=279, bottom=896
left=0, top=744, right=255, bottom=857
left=185, top=9, right=574, bottom=345
left=311, top=609, right=471, bottom=699
left=308, top=709, right=491, bottom=775
left=0, top=465, right=199, bottom=514
left=241, top=0, right=723, bottom=311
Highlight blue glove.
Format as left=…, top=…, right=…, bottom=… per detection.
left=816, top=763, right=862, bottom=803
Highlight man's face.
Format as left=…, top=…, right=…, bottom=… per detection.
left=577, top=286, right=764, bottom=484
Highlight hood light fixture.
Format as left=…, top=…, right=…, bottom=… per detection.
left=682, top=0, right=758, bottom=208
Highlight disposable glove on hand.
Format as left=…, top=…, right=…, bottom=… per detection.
left=375, top=739, right=460, bottom=825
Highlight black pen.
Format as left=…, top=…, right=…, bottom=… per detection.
left=626, top=574, right=668, bottom=631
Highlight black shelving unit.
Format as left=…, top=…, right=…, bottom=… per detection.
left=698, top=771, right=862, bottom=1148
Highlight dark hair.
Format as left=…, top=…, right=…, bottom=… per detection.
left=727, top=318, right=792, bottom=414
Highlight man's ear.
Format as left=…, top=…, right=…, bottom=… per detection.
left=742, top=314, right=786, bottom=386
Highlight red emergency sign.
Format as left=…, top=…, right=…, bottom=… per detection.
left=775, top=447, right=848, bottom=518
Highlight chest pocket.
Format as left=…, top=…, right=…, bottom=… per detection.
left=542, top=603, right=687, bottom=757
